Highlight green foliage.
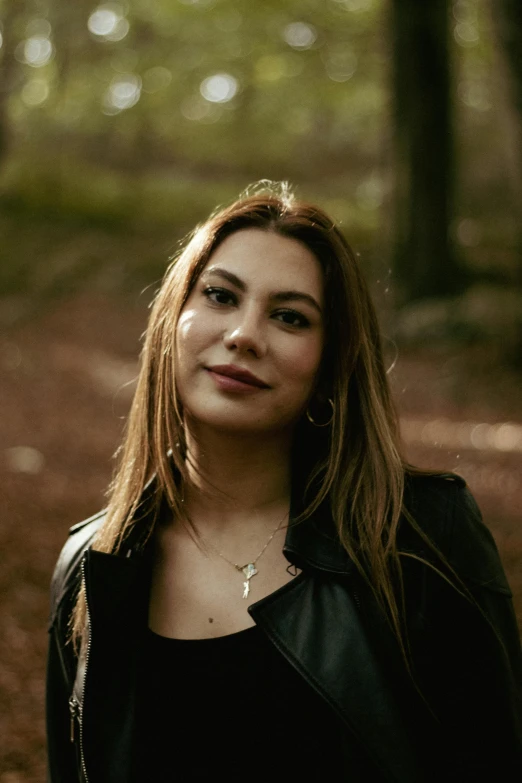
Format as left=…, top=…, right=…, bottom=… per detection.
left=0, top=0, right=519, bottom=302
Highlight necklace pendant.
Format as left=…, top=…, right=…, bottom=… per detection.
left=241, top=563, right=258, bottom=599
left=242, top=563, right=258, bottom=580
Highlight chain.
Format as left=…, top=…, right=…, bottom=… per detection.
left=198, top=512, right=288, bottom=571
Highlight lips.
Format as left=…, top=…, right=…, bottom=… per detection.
left=207, top=364, right=270, bottom=389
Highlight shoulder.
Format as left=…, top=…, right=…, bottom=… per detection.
left=49, top=510, right=106, bottom=627
left=403, top=469, right=465, bottom=512
left=401, top=471, right=512, bottom=595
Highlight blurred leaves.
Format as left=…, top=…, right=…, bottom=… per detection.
left=0, top=0, right=393, bottom=192
left=0, top=0, right=520, bottom=315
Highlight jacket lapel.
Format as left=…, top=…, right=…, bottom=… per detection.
left=253, top=492, right=426, bottom=782
left=250, top=572, right=424, bottom=782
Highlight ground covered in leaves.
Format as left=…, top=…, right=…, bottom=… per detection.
left=1, top=293, right=521, bottom=781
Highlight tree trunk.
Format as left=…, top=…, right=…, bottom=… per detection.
left=390, top=0, right=462, bottom=302
left=490, top=0, right=522, bottom=284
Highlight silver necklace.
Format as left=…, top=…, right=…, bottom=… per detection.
left=197, top=513, right=288, bottom=599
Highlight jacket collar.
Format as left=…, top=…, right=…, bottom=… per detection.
left=80, top=498, right=353, bottom=635
left=112, top=475, right=355, bottom=577
left=283, top=488, right=353, bottom=575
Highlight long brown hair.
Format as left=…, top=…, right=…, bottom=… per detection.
left=70, top=182, right=429, bottom=655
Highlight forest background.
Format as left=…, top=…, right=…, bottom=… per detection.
left=1, top=0, right=521, bottom=779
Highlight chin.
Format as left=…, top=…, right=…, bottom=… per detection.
left=185, top=405, right=296, bottom=436
left=194, top=414, right=272, bottom=434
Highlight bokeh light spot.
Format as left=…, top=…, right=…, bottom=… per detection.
left=453, top=0, right=476, bottom=24
left=88, top=4, right=129, bottom=41
left=23, top=36, right=53, bottom=68
left=21, top=78, right=50, bottom=107
left=405, top=417, right=522, bottom=455
left=470, top=422, right=490, bottom=449
left=283, top=22, right=317, bottom=50
left=181, top=95, right=222, bottom=123
left=454, top=22, right=479, bottom=47
left=89, top=8, right=119, bottom=36
left=106, top=18, right=130, bottom=42
left=458, top=81, right=491, bottom=112
left=324, top=49, right=357, bottom=82
left=456, top=218, right=482, bottom=247
left=493, top=423, right=522, bottom=452
left=5, top=446, right=45, bottom=474
left=181, top=96, right=210, bottom=121
left=103, top=74, right=141, bottom=114
left=200, top=73, right=238, bottom=103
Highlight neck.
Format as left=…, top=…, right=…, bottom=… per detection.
left=181, top=421, right=293, bottom=534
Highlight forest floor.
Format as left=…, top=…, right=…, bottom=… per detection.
left=1, top=292, right=521, bottom=782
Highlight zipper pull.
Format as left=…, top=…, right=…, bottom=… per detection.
left=69, top=697, right=79, bottom=743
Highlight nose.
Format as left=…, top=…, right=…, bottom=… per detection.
left=222, top=306, right=267, bottom=358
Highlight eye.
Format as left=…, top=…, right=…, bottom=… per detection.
left=273, top=309, right=310, bottom=329
left=203, top=286, right=237, bottom=306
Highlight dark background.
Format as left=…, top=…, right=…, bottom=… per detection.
left=1, top=1, right=521, bottom=779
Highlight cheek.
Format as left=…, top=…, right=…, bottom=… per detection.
left=176, top=309, right=194, bottom=353
left=175, top=308, right=210, bottom=364
left=281, top=335, right=323, bottom=389
left=174, top=311, right=202, bottom=392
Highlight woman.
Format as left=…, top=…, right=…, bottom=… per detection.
left=47, top=184, right=522, bottom=782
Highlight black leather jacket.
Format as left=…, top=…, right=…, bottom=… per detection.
left=46, top=473, right=522, bottom=782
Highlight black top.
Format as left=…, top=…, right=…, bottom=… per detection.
left=132, top=624, right=346, bottom=781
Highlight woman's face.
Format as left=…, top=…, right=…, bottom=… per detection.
left=175, top=227, right=325, bottom=435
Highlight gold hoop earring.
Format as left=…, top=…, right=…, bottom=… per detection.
left=306, top=397, right=334, bottom=427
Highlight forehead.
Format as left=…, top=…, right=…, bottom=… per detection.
left=202, top=228, right=323, bottom=298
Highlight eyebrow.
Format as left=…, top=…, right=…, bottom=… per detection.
left=203, top=266, right=323, bottom=315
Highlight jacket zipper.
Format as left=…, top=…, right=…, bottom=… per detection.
left=76, top=557, right=92, bottom=783
left=68, top=696, right=79, bottom=743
